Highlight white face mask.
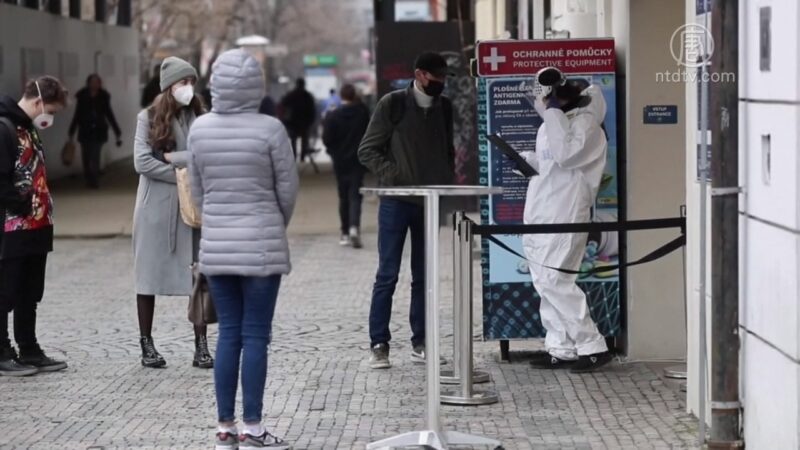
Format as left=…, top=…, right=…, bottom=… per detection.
left=173, top=85, right=194, bottom=106
left=33, top=81, right=54, bottom=130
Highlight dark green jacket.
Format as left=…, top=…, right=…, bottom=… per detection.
left=358, top=84, right=455, bottom=187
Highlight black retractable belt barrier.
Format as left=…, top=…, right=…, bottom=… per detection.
left=470, top=217, right=686, bottom=275
left=471, top=217, right=685, bottom=235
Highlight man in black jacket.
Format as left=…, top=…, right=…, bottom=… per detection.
left=0, top=76, right=69, bottom=377
left=68, top=74, right=122, bottom=189
left=322, top=84, right=370, bottom=248
left=358, top=52, right=454, bottom=369
left=279, top=78, right=317, bottom=160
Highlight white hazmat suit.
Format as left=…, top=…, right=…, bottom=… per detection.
left=520, top=84, right=609, bottom=360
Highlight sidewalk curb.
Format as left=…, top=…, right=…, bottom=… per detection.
left=55, top=232, right=131, bottom=240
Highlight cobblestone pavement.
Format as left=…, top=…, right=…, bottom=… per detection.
left=0, top=236, right=698, bottom=450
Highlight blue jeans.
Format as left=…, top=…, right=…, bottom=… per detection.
left=208, top=275, right=281, bottom=423
left=369, top=199, right=425, bottom=348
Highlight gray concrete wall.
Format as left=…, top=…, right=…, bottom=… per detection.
left=624, top=0, right=687, bottom=359
left=738, top=1, right=799, bottom=447
left=0, top=4, right=139, bottom=179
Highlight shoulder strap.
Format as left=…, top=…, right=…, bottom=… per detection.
left=441, top=96, right=453, bottom=126
left=441, top=96, right=454, bottom=147
left=389, top=90, right=406, bottom=126
left=0, top=117, right=15, bottom=134
left=0, top=117, right=17, bottom=151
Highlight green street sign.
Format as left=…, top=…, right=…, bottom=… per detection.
left=304, top=54, right=338, bottom=67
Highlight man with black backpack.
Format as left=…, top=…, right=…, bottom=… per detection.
left=358, top=51, right=455, bottom=369
left=0, top=76, right=70, bottom=377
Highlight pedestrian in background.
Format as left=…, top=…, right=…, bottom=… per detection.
left=68, top=74, right=122, bottom=189
left=259, top=94, right=277, bottom=117
left=132, top=57, right=213, bottom=370
left=322, top=84, right=370, bottom=248
left=320, top=88, right=342, bottom=120
left=358, top=52, right=455, bottom=369
left=141, top=66, right=161, bottom=108
left=279, top=78, right=316, bottom=160
left=188, top=48, right=298, bottom=450
left=0, top=76, right=69, bottom=376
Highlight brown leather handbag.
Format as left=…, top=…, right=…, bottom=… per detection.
left=62, top=140, right=76, bottom=166
left=188, top=263, right=217, bottom=325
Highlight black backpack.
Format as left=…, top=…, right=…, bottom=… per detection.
left=0, top=116, right=17, bottom=152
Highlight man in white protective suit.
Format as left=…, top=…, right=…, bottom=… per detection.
left=518, top=76, right=613, bottom=373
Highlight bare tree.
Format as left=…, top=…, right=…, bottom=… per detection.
left=134, top=0, right=373, bottom=91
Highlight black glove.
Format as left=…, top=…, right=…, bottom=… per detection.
left=504, top=155, right=529, bottom=178
left=151, top=150, right=168, bottom=163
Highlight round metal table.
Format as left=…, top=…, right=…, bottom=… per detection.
left=362, top=185, right=503, bottom=450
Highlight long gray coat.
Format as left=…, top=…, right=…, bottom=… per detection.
left=132, top=108, right=197, bottom=295
left=188, top=49, right=298, bottom=277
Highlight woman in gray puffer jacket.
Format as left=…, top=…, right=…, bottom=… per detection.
left=188, top=49, right=298, bottom=450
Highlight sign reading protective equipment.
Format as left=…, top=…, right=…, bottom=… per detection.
left=476, top=39, right=616, bottom=77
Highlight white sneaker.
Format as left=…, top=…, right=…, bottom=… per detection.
left=339, top=235, right=351, bottom=246
left=239, top=430, right=290, bottom=450
left=349, top=227, right=363, bottom=249
left=411, top=345, right=447, bottom=365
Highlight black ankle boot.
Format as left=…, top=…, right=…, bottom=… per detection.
left=140, top=336, right=166, bottom=368
left=18, top=343, right=68, bottom=372
left=193, top=335, right=214, bottom=369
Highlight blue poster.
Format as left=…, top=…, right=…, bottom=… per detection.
left=478, top=39, right=622, bottom=340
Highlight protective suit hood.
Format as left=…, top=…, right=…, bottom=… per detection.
left=566, top=85, right=606, bottom=126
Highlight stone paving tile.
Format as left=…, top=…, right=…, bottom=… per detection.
left=0, top=236, right=698, bottom=450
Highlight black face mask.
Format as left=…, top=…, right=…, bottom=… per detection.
left=422, top=79, right=445, bottom=97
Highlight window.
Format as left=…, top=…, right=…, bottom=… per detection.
left=759, top=7, right=771, bottom=72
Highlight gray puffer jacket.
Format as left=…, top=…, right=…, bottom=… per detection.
left=188, top=49, right=299, bottom=277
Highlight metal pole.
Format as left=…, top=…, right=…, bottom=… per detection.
left=452, top=212, right=463, bottom=379
left=698, top=5, right=710, bottom=446
left=424, top=192, right=441, bottom=433
left=441, top=215, right=498, bottom=406
left=460, top=218, right=474, bottom=398
left=666, top=206, right=689, bottom=382
left=709, top=0, right=742, bottom=447
left=442, top=212, right=490, bottom=388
